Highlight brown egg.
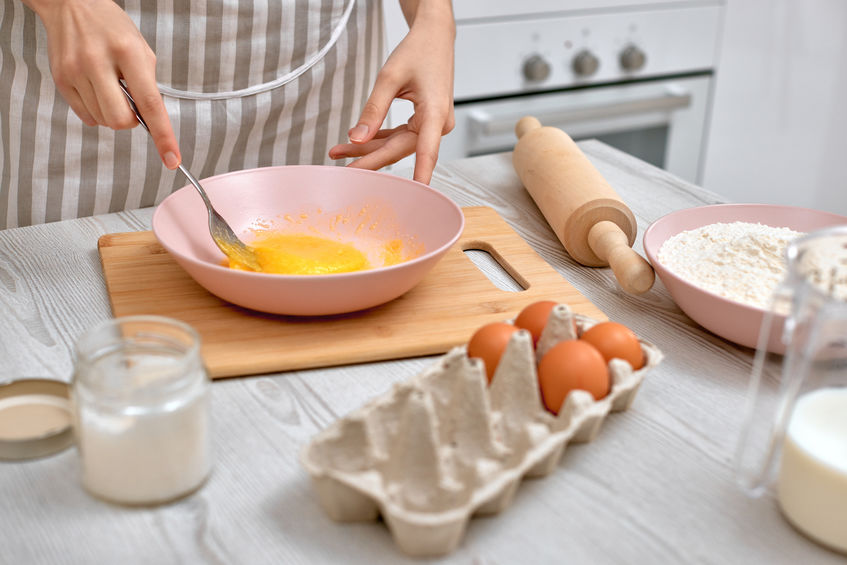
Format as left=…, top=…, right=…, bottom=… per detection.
left=467, top=322, right=520, bottom=384
left=580, top=321, right=644, bottom=370
left=537, top=340, right=610, bottom=414
left=514, top=300, right=558, bottom=346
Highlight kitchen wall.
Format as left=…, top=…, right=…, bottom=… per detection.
left=701, top=0, right=847, bottom=215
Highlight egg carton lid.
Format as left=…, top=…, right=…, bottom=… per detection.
left=300, top=305, right=663, bottom=557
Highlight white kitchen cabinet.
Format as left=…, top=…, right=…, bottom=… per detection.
left=702, top=0, right=847, bottom=214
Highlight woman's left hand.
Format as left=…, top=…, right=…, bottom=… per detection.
left=328, top=1, right=455, bottom=185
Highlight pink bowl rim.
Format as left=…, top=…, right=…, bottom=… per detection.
left=151, top=165, right=466, bottom=281
left=642, top=202, right=847, bottom=318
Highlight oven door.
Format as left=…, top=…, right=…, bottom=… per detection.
left=440, top=75, right=712, bottom=184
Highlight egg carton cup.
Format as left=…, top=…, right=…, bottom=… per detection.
left=300, top=305, right=663, bottom=558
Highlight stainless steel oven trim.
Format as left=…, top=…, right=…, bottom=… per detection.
left=468, top=88, right=692, bottom=136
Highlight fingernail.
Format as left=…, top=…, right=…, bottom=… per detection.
left=163, top=151, right=179, bottom=169
left=349, top=124, right=368, bottom=142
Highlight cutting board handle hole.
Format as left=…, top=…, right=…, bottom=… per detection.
left=462, top=247, right=526, bottom=292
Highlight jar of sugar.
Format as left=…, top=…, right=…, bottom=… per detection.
left=72, top=316, right=211, bottom=506
left=735, top=225, right=847, bottom=554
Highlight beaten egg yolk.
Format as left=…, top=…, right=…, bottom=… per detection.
left=228, top=233, right=371, bottom=275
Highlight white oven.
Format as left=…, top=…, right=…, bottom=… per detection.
left=385, top=1, right=725, bottom=184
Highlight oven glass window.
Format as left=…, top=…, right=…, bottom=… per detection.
left=573, top=126, right=669, bottom=170
left=468, top=124, right=670, bottom=172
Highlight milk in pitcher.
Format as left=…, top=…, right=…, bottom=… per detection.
left=778, top=387, right=847, bottom=553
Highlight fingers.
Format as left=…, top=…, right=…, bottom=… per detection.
left=90, top=75, right=139, bottom=130
left=85, top=62, right=180, bottom=170
left=335, top=129, right=417, bottom=171
left=121, top=73, right=181, bottom=169
left=54, top=80, right=97, bottom=126
left=329, top=139, right=384, bottom=160
left=329, top=117, right=448, bottom=185
left=329, top=125, right=407, bottom=159
left=347, top=72, right=400, bottom=144
left=411, top=116, right=444, bottom=185
left=114, top=36, right=180, bottom=169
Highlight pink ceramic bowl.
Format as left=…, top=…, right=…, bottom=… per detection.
left=643, top=203, right=847, bottom=353
left=152, top=166, right=464, bottom=316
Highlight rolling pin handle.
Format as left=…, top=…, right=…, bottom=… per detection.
left=587, top=221, right=655, bottom=295
left=515, top=116, right=542, bottom=139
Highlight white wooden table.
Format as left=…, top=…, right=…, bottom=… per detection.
left=1, top=143, right=840, bottom=564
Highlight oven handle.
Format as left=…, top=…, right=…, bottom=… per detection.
left=468, top=87, right=692, bottom=136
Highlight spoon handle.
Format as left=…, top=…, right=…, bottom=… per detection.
left=117, top=81, right=150, bottom=132
left=117, top=81, right=216, bottom=211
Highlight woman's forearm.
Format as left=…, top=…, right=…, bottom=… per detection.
left=399, top=0, right=455, bottom=37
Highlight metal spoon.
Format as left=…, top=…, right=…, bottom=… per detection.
left=118, top=81, right=262, bottom=272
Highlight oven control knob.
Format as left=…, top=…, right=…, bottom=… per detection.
left=572, top=50, right=599, bottom=77
left=522, top=54, right=551, bottom=82
left=620, top=45, right=647, bottom=71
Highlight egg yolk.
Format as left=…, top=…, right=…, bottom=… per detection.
left=228, top=233, right=371, bottom=275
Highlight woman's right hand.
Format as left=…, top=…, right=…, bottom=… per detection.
left=26, top=0, right=181, bottom=169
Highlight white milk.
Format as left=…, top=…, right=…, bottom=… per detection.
left=777, top=387, right=847, bottom=553
left=75, top=352, right=211, bottom=506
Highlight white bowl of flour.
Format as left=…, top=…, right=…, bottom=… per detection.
left=643, top=204, right=847, bottom=353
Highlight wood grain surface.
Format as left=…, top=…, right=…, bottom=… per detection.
left=97, top=206, right=605, bottom=378
left=1, top=143, right=839, bottom=565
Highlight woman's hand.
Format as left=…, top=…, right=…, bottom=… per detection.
left=329, top=0, right=455, bottom=184
left=27, top=0, right=180, bottom=169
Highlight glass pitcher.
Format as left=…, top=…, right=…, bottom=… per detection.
left=735, top=224, right=847, bottom=554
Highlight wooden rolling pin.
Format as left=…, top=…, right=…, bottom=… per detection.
left=513, top=116, right=654, bottom=295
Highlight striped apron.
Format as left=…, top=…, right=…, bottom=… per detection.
left=0, top=0, right=383, bottom=229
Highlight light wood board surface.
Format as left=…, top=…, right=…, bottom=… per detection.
left=0, top=143, right=839, bottom=565
left=98, top=206, right=605, bottom=378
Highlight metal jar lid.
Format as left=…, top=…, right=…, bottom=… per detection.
left=0, top=378, right=74, bottom=460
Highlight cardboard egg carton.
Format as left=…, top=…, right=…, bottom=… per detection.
left=300, top=305, right=663, bottom=557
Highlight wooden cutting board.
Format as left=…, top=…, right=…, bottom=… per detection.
left=98, top=206, right=605, bottom=378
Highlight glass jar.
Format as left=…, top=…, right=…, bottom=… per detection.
left=72, top=316, right=211, bottom=506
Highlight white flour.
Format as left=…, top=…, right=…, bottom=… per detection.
left=658, top=221, right=804, bottom=308
left=796, top=237, right=847, bottom=301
